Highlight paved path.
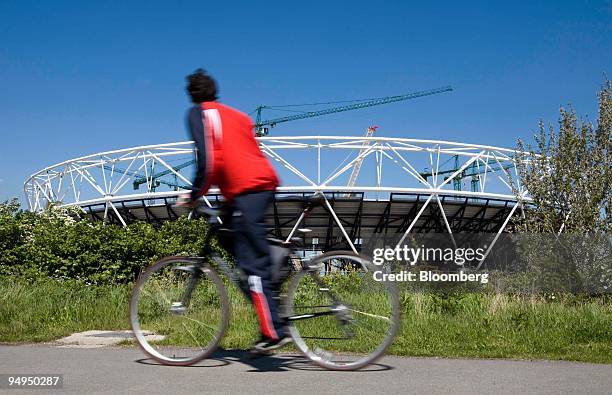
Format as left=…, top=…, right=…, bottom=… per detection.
left=1, top=345, right=611, bottom=394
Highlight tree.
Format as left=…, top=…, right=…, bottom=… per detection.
left=512, top=79, right=611, bottom=293
left=516, top=79, right=611, bottom=233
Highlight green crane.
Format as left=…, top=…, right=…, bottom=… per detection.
left=132, top=160, right=194, bottom=191
left=129, top=86, right=453, bottom=190
left=420, top=156, right=515, bottom=192
left=254, top=86, right=453, bottom=136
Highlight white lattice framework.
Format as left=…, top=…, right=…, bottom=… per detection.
left=25, top=136, right=531, bottom=254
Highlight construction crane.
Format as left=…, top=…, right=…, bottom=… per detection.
left=346, top=126, right=378, bottom=192
left=420, top=156, right=515, bottom=192
left=132, top=160, right=195, bottom=191
left=101, top=163, right=191, bottom=192
left=131, top=86, right=453, bottom=190
left=254, top=86, right=453, bottom=136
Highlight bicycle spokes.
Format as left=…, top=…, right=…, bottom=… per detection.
left=287, top=252, right=400, bottom=370
left=130, top=257, right=229, bottom=365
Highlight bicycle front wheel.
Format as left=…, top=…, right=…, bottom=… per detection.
left=287, top=251, right=400, bottom=370
left=129, top=256, right=229, bottom=366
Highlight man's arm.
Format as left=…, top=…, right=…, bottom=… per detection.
left=187, top=106, right=207, bottom=201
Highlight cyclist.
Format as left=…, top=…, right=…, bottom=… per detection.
left=178, top=69, right=291, bottom=352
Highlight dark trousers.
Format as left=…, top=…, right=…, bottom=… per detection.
left=231, top=190, right=285, bottom=339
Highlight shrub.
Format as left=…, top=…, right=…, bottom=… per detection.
left=0, top=200, right=220, bottom=284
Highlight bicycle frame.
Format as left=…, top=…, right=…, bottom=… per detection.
left=191, top=196, right=314, bottom=284
left=187, top=200, right=348, bottom=321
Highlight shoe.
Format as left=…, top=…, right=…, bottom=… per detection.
left=251, top=335, right=292, bottom=353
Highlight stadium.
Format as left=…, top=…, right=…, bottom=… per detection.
left=24, top=133, right=530, bottom=255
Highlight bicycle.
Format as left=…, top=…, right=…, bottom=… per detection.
left=129, top=194, right=400, bottom=371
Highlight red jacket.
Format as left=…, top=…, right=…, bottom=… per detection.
left=195, top=101, right=279, bottom=201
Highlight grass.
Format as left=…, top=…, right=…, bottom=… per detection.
left=0, top=276, right=129, bottom=342
left=393, top=292, right=612, bottom=364
left=1, top=276, right=611, bottom=364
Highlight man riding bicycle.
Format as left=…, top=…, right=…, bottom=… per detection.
left=178, top=69, right=290, bottom=352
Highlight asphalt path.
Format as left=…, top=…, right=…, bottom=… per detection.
left=1, top=345, right=611, bottom=394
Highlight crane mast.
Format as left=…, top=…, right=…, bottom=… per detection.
left=346, top=126, right=378, bottom=190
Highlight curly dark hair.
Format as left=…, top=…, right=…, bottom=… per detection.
left=186, top=68, right=218, bottom=103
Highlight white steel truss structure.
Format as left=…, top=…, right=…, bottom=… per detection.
left=25, top=136, right=530, bottom=251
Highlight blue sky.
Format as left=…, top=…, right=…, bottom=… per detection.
left=0, top=0, right=610, bottom=203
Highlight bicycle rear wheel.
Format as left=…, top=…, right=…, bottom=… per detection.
left=287, top=251, right=400, bottom=370
left=129, top=256, right=229, bottom=366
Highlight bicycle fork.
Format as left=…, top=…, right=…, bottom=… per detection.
left=170, top=264, right=203, bottom=315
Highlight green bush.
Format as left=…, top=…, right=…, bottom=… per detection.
left=0, top=199, right=222, bottom=284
